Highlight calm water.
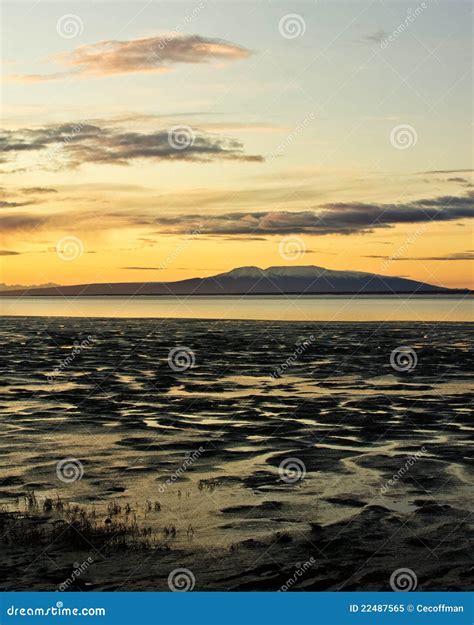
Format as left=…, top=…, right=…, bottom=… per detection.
left=0, top=295, right=472, bottom=321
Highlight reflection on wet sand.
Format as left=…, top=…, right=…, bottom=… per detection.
left=0, top=318, right=472, bottom=590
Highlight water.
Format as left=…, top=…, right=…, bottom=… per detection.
left=0, top=294, right=472, bottom=321
left=0, top=317, right=472, bottom=590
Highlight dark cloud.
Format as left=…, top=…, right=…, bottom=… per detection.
left=0, top=123, right=263, bottom=169
left=0, top=250, right=21, bottom=255
left=417, top=168, right=474, bottom=175
left=20, top=187, right=58, bottom=195
left=2, top=193, right=472, bottom=237
left=360, top=30, right=388, bottom=44
left=0, top=200, right=32, bottom=208
left=147, top=193, right=474, bottom=236
left=9, top=34, right=252, bottom=82
left=366, top=251, right=474, bottom=261
left=121, top=266, right=164, bottom=270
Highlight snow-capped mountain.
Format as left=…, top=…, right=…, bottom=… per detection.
left=1, top=265, right=460, bottom=296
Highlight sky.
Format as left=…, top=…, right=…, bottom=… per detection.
left=1, top=0, right=473, bottom=289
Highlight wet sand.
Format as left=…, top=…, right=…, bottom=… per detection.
left=0, top=318, right=472, bottom=591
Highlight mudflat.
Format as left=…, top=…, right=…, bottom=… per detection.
left=0, top=318, right=472, bottom=591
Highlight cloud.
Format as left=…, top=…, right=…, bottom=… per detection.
left=122, top=266, right=163, bottom=270
left=147, top=192, right=474, bottom=235
left=359, top=30, right=388, bottom=44
left=9, top=34, right=252, bottom=82
left=416, top=168, right=474, bottom=175
left=0, top=249, right=21, bottom=255
left=0, top=122, right=264, bottom=169
left=20, top=187, right=58, bottom=195
left=2, top=193, right=472, bottom=237
left=0, top=200, right=32, bottom=208
left=366, top=251, right=474, bottom=261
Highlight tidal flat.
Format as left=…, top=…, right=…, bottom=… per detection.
left=0, top=317, right=472, bottom=591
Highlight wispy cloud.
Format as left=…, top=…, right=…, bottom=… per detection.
left=0, top=122, right=263, bottom=169
left=148, top=193, right=474, bottom=235
left=8, top=34, right=252, bottom=82
left=2, top=193, right=472, bottom=237
left=366, top=251, right=474, bottom=261
left=121, top=266, right=164, bottom=270
left=0, top=249, right=21, bottom=256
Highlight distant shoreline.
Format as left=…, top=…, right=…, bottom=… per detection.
left=0, top=290, right=472, bottom=297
